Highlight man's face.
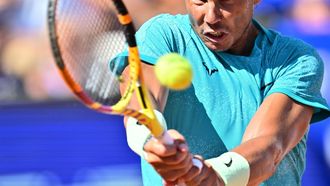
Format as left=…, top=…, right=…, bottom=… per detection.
left=185, top=0, right=257, bottom=52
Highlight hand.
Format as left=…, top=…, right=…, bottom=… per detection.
left=181, top=156, right=225, bottom=186
left=143, top=129, right=194, bottom=184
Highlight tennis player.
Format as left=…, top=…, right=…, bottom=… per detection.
left=117, top=0, right=330, bottom=185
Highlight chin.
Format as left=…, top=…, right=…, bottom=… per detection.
left=203, top=37, right=233, bottom=52
left=205, top=43, right=229, bottom=52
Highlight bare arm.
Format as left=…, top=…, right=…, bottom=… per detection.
left=179, top=93, right=313, bottom=186
left=233, top=93, right=313, bottom=185
left=122, top=61, right=313, bottom=185
left=121, top=62, right=169, bottom=127
left=122, top=62, right=200, bottom=184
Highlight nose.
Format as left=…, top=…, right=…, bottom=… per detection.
left=204, top=2, right=222, bottom=25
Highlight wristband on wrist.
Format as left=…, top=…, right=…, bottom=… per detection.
left=126, top=115, right=151, bottom=158
left=126, top=110, right=204, bottom=174
left=126, top=110, right=167, bottom=158
left=206, top=152, right=250, bottom=186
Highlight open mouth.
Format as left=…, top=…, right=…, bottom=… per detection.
left=204, top=31, right=228, bottom=43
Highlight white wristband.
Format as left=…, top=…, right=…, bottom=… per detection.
left=206, top=152, right=250, bottom=186
left=126, top=110, right=203, bottom=175
left=126, top=110, right=167, bottom=158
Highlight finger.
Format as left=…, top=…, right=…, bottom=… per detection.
left=157, top=155, right=194, bottom=181
left=192, top=156, right=204, bottom=171
left=185, top=162, right=210, bottom=186
left=167, top=129, right=186, bottom=142
left=176, top=142, right=189, bottom=153
left=144, top=130, right=189, bottom=157
left=167, top=129, right=190, bottom=154
left=179, top=163, right=201, bottom=182
left=162, top=153, right=193, bottom=171
left=145, top=147, right=190, bottom=166
left=180, top=156, right=203, bottom=183
left=144, top=138, right=177, bottom=157
left=161, top=149, right=191, bottom=166
left=160, top=167, right=192, bottom=182
left=145, top=153, right=187, bottom=168
left=167, top=130, right=189, bottom=152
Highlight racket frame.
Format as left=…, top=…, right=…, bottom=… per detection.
left=47, top=0, right=165, bottom=137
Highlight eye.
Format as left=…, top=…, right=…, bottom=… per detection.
left=220, top=0, right=235, bottom=5
left=192, top=0, right=207, bottom=5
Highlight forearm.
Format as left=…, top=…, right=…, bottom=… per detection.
left=234, top=94, right=312, bottom=185
left=205, top=134, right=303, bottom=186
left=231, top=136, right=284, bottom=185
left=206, top=94, right=312, bottom=185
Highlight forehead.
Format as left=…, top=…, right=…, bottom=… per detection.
left=185, top=0, right=256, bottom=7
left=185, top=0, right=255, bottom=4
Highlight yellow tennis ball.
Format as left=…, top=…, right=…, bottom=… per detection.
left=155, top=53, right=193, bottom=90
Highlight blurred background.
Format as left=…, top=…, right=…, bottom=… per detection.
left=0, top=0, right=329, bottom=185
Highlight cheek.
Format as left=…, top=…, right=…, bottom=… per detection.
left=187, top=5, right=205, bottom=26
left=229, top=9, right=253, bottom=32
left=225, top=1, right=253, bottom=27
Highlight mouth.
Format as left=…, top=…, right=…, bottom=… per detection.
left=203, top=31, right=228, bottom=43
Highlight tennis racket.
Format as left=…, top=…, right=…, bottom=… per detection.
left=47, top=0, right=172, bottom=142
left=48, top=1, right=202, bottom=184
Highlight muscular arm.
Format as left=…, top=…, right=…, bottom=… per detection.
left=122, top=60, right=313, bottom=185
left=232, top=93, right=313, bottom=185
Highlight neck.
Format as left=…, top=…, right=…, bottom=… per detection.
left=227, top=21, right=259, bottom=56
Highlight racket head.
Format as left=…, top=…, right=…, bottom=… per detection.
left=48, top=0, right=164, bottom=136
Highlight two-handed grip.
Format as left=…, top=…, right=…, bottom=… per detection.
left=154, top=111, right=203, bottom=185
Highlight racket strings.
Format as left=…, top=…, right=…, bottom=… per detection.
left=55, top=0, right=127, bottom=105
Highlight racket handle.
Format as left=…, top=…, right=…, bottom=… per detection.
left=153, top=110, right=174, bottom=145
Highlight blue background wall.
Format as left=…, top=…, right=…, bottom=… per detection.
left=0, top=101, right=142, bottom=186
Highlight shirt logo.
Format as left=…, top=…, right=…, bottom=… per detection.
left=202, top=62, right=219, bottom=76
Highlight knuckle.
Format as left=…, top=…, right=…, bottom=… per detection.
left=157, top=146, right=168, bottom=155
